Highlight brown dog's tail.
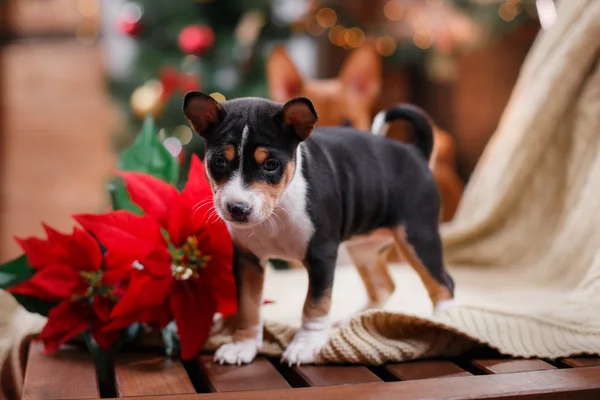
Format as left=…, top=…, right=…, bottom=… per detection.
left=370, top=104, right=435, bottom=161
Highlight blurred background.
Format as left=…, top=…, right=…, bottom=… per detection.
left=0, top=0, right=552, bottom=262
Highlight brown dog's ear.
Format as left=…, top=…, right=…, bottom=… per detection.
left=339, top=43, right=382, bottom=101
left=182, top=91, right=223, bottom=136
left=278, top=97, right=318, bottom=141
left=266, top=45, right=304, bottom=103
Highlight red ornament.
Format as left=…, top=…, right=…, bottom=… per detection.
left=115, top=2, right=144, bottom=36
left=117, top=15, right=142, bottom=36
left=159, top=67, right=201, bottom=101
left=178, top=25, right=215, bottom=55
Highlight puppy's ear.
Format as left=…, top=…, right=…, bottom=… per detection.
left=266, top=45, right=304, bottom=103
left=182, top=91, right=223, bottom=136
left=278, top=97, right=318, bottom=141
left=339, top=43, right=382, bottom=101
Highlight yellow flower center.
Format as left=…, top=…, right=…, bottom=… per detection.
left=170, top=235, right=211, bottom=281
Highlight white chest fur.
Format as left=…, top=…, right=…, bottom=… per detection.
left=227, top=146, right=315, bottom=263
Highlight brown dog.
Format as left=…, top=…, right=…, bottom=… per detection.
left=266, top=43, right=463, bottom=308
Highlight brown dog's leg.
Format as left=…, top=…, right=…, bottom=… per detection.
left=214, top=246, right=264, bottom=364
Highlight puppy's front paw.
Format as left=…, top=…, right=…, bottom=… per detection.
left=213, top=338, right=261, bottom=365
left=281, top=328, right=329, bottom=366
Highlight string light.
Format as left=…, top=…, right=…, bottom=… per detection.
left=498, top=0, right=522, bottom=22
left=345, top=27, right=365, bottom=48
left=375, top=36, right=396, bottom=56
left=383, top=1, right=404, bottom=21
left=413, top=29, right=433, bottom=49
left=306, top=16, right=326, bottom=36
left=77, top=0, right=99, bottom=17
left=316, top=8, right=337, bottom=28
left=328, top=25, right=346, bottom=47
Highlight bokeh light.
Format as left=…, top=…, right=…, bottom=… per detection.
left=328, top=25, right=346, bottom=47
left=375, top=36, right=397, bottom=56
left=383, top=1, right=404, bottom=21
left=413, top=29, right=434, bottom=49
left=77, top=0, right=100, bottom=17
left=306, top=16, right=326, bottom=36
left=210, top=92, right=226, bottom=102
left=316, top=8, right=337, bottom=28
left=345, top=27, right=365, bottom=49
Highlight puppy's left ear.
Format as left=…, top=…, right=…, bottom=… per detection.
left=278, top=97, right=318, bottom=141
left=182, top=91, right=223, bottom=136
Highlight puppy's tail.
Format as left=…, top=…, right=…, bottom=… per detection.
left=370, top=104, right=434, bottom=161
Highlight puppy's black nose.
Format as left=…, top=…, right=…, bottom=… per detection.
left=227, top=203, right=252, bottom=222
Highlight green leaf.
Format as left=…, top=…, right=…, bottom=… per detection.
left=118, top=115, right=179, bottom=184
left=0, top=254, right=35, bottom=289
left=11, top=294, right=57, bottom=317
left=106, top=178, right=143, bottom=215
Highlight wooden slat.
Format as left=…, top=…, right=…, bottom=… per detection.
left=291, top=365, right=382, bottom=387
left=118, top=366, right=600, bottom=399
left=22, top=341, right=100, bottom=400
left=114, top=353, right=196, bottom=397
left=472, top=358, right=556, bottom=374
left=198, top=356, right=290, bottom=392
left=561, top=357, right=600, bottom=368
left=385, top=360, right=471, bottom=380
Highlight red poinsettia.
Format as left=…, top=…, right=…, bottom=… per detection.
left=9, top=226, right=127, bottom=352
left=75, top=155, right=236, bottom=360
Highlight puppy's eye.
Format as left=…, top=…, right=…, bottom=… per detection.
left=212, top=156, right=227, bottom=170
left=263, top=159, right=281, bottom=172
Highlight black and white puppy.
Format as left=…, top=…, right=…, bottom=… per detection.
left=182, top=91, right=455, bottom=366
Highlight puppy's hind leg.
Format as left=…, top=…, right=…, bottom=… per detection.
left=391, top=216, right=455, bottom=314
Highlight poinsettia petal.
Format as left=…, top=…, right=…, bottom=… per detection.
left=69, top=227, right=102, bottom=271
left=171, top=280, right=217, bottom=360
left=165, top=198, right=187, bottom=247
left=92, top=324, right=121, bottom=351
left=15, top=236, right=61, bottom=270
left=180, top=155, right=216, bottom=236
left=10, top=265, right=84, bottom=301
left=181, top=155, right=212, bottom=204
left=93, top=296, right=114, bottom=323
left=38, top=300, right=91, bottom=353
left=110, top=267, right=172, bottom=318
left=116, top=171, right=179, bottom=228
left=103, top=305, right=172, bottom=332
left=73, top=211, right=165, bottom=263
left=102, top=251, right=133, bottom=286
left=42, top=224, right=72, bottom=254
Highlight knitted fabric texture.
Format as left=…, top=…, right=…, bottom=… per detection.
left=206, top=0, right=600, bottom=363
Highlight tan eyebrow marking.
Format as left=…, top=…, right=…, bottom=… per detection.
left=253, top=147, right=269, bottom=164
left=224, top=144, right=235, bottom=161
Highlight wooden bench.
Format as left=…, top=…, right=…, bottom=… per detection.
left=21, top=341, right=600, bottom=399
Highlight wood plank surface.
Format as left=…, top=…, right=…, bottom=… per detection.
left=198, top=356, right=290, bottom=392
left=472, top=359, right=556, bottom=374
left=22, top=341, right=100, bottom=400
left=385, top=360, right=471, bottom=380
left=290, top=365, right=382, bottom=387
left=114, top=353, right=196, bottom=397
left=561, top=357, right=600, bottom=368
left=116, top=365, right=600, bottom=400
